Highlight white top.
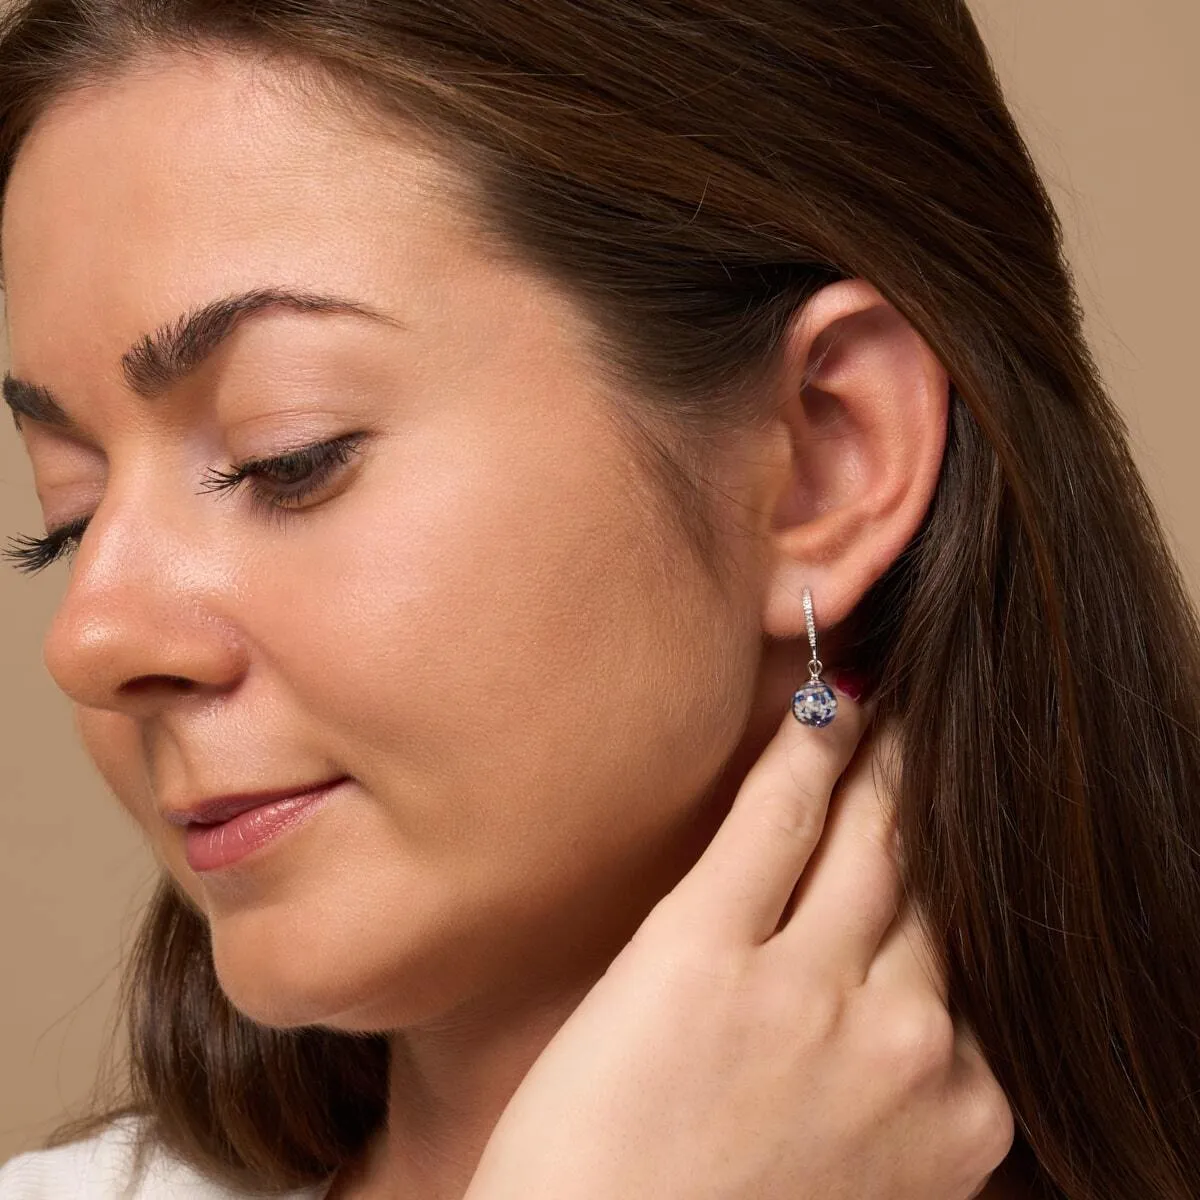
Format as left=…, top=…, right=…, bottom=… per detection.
left=0, top=1115, right=333, bottom=1199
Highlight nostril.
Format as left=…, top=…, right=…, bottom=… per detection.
left=122, top=674, right=197, bottom=694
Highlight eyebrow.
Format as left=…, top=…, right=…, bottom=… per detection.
left=3, top=286, right=405, bottom=434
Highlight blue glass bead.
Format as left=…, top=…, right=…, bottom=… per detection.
left=791, top=680, right=838, bottom=727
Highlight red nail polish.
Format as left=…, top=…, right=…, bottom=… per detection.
left=831, top=668, right=870, bottom=702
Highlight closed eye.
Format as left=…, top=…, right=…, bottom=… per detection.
left=2, top=431, right=369, bottom=576
left=196, top=431, right=368, bottom=516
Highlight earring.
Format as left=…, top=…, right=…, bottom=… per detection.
left=791, top=586, right=838, bottom=727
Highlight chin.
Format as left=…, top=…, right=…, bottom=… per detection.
left=205, top=911, right=479, bottom=1033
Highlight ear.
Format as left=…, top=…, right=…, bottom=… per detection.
left=754, top=278, right=949, bottom=643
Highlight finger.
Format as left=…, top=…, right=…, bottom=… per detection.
left=775, top=717, right=906, bottom=981
left=860, top=894, right=950, bottom=1004
left=947, top=1011, right=1018, bottom=1187
left=661, top=679, right=879, bottom=948
left=903, top=1009, right=1014, bottom=1200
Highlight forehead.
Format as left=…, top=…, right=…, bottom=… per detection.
left=0, top=49, right=474, bottom=384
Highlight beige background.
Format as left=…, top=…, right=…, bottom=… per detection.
left=2, top=0, right=1198, bottom=1162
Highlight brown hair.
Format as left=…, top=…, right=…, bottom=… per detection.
left=2, top=2, right=1199, bottom=1196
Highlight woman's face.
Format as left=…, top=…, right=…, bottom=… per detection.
left=1, top=51, right=776, bottom=1029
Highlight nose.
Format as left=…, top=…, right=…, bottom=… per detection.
left=41, top=491, right=249, bottom=720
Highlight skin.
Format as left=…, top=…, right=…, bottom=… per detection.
left=1, top=49, right=950, bottom=1200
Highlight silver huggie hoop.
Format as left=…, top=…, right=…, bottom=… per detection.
left=790, top=586, right=838, bottom=727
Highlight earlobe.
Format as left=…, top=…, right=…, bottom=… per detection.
left=758, top=279, right=950, bottom=644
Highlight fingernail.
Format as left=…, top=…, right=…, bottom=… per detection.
left=831, top=668, right=872, bottom=702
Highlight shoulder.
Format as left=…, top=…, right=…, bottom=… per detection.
left=0, top=1116, right=143, bottom=1200
left=0, top=1115, right=332, bottom=1199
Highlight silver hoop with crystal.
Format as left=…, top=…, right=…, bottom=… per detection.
left=790, top=587, right=838, bottom=727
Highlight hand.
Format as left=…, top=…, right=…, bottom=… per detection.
left=463, top=685, right=1015, bottom=1200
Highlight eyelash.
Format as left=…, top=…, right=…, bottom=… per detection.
left=1, top=432, right=368, bottom=577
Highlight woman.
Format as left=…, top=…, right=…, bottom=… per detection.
left=0, top=1, right=1197, bottom=1197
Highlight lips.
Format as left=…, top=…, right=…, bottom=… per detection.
left=165, top=775, right=352, bottom=827
left=183, top=779, right=346, bottom=872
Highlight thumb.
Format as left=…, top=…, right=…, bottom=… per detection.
left=665, top=677, right=881, bottom=948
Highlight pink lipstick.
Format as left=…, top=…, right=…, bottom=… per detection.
left=184, top=778, right=345, bottom=872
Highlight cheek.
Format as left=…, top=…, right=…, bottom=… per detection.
left=251, top=416, right=752, bottom=887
